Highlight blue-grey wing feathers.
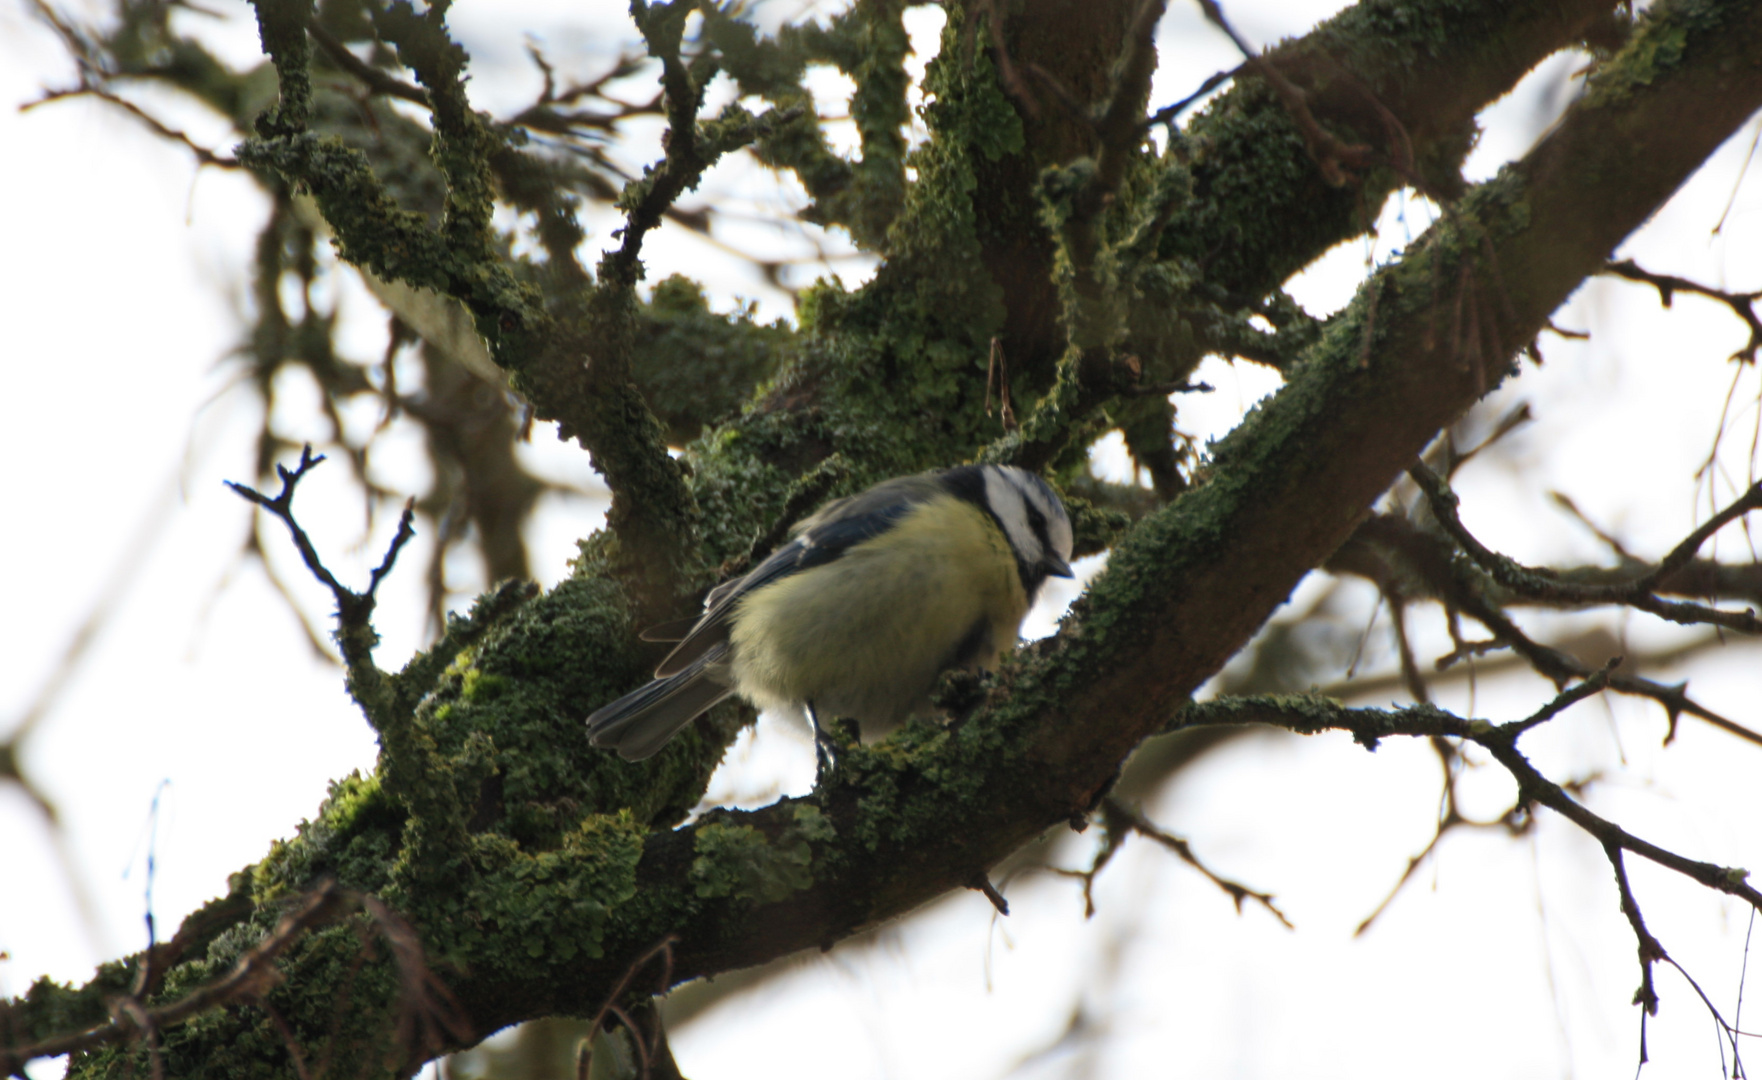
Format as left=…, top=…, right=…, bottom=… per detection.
left=586, top=644, right=735, bottom=761
left=593, top=492, right=927, bottom=760
left=653, top=500, right=916, bottom=677
left=588, top=465, right=1077, bottom=762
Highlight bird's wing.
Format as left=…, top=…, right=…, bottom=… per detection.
left=652, top=499, right=917, bottom=677
left=635, top=569, right=768, bottom=642
left=588, top=644, right=737, bottom=761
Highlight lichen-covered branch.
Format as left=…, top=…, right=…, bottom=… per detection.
left=233, top=0, right=803, bottom=607
left=15, top=1, right=1762, bottom=1077
left=1173, top=691, right=1759, bottom=903
left=1176, top=685, right=1759, bottom=1066
left=1, top=884, right=348, bottom=1075
left=1409, top=462, right=1762, bottom=634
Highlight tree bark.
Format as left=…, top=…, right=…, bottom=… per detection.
left=13, top=1, right=1761, bottom=1077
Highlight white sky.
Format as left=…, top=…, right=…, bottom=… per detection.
left=2, top=1, right=1761, bottom=1078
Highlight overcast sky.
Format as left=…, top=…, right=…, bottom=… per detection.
left=3, top=2, right=1761, bottom=1077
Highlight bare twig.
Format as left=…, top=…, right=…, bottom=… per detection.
left=0, top=883, right=350, bottom=1073
left=1354, top=796, right=1530, bottom=937
left=1507, top=657, right=1620, bottom=736
left=578, top=936, right=679, bottom=1080
left=1331, top=513, right=1762, bottom=750
left=360, top=895, right=474, bottom=1066
left=1499, top=598, right=1756, bottom=746
left=225, top=446, right=418, bottom=670
left=250, top=996, right=315, bottom=1080
left=1351, top=665, right=1618, bottom=938
left=307, top=18, right=429, bottom=105
left=1145, top=67, right=1237, bottom=132
left=1409, top=462, right=1762, bottom=635
left=1353, top=720, right=1535, bottom=938
left=1090, top=799, right=1293, bottom=927
left=1125, top=379, right=1214, bottom=397
left=23, top=86, right=239, bottom=168
left=1549, top=489, right=1637, bottom=561
left=1174, top=688, right=1762, bottom=1044
left=1608, top=842, right=1667, bottom=1022
left=1604, top=259, right=1762, bottom=363
left=1174, top=695, right=1762, bottom=912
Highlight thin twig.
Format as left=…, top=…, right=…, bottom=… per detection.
left=1505, top=657, right=1619, bottom=736
left=1491, top=595, right=1759, bottom=745
left=225, top=446, right=418, bottom=669
left=0, top=883, right=350, bottom=1073
left=360, top=895, right=474, bottom=1066
left=1606, top=843, right=1665, bottom=1064
left=1604, top=259, right=1762, bottom=363
left=251, top=996, right=315, bottom=1080
left=24, top=86, right=239, bottom=168
left=1173, top=696, right=1762, bottom=915
left=1409, top=462, right=1762, bottom=635
left=1101, top=799, right=1293, bottom=928
left=1145, top=67, right=1236, bottom=132
left=578, top=936, right=679, bottom=1080
left=1125, top=380, right=1214, bottom=397
left=307, top=18, right=429, bottom=105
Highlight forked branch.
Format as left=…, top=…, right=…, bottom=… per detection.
left=225, top=446, right=417, bottom=677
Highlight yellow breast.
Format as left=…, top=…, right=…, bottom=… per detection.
left=727, top=494, right=1030, bottom=732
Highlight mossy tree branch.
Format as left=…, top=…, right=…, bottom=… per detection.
left=612, top=0, right=1762, bottom=995
left=238, top=0, right=794, bottom=608
left=12, top=0, right=1762, bottom=1077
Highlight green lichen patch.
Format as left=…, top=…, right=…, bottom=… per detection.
left=689, top=808, right=834, bottom=904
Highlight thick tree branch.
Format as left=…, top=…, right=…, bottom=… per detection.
left=233, top=1, right=808, bottom=622
left=27, top=2, right=1762, bottom=1076
left=599, top=0, right=1762, bottom=1003
left=1196, top=0, right=1374, bottom=187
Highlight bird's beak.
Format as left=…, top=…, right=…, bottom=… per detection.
left=1044, top=553, right=1074, bottom=578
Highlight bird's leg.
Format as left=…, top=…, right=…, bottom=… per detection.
left=808, top=701, right=836, bottom=782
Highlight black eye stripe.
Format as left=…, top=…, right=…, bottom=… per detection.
left=1022, top=498, right=1048, bottom=546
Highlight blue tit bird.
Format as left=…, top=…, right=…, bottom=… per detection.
left=587, top=464, right=1076, bottom=761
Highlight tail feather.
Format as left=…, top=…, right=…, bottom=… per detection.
left=587, top=646, right=733, bottom=761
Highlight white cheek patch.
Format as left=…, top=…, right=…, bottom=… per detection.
left=983, top=466, right=1043, bottom=564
